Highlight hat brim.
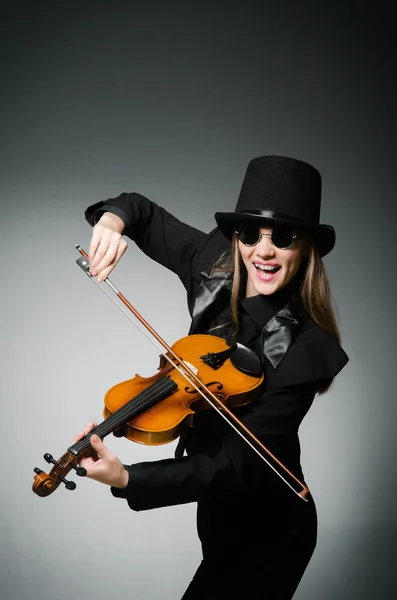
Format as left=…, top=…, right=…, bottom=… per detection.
left=215, top=212, right=335, bottom=258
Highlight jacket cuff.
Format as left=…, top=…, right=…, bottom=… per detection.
left=90, top=203, right=131, bottom=227
left=110, top=465, right=133, bottom=499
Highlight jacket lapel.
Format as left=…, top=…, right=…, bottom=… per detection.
left=261, top=304, right=305, bottom=369
left=189, top=270, right=233, bottom=335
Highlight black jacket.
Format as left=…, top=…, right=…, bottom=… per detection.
left=85, top=192, right=348, bottom=567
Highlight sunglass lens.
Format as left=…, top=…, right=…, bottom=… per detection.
left=237, top=226, right=260, bottom=245
left=272, top=228, right=294, bottom=248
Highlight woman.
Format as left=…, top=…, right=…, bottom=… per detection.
left=75, top=156, right=348, bottom=599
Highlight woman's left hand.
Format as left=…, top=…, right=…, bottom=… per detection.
left=73, top=423, right=129, bottom=489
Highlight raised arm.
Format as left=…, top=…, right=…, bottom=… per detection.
left=85, top=192, right=209, bottom=290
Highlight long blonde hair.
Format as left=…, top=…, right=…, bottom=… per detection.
left=212, top=233, right=341, bottom=394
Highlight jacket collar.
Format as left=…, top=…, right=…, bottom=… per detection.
left=240, top=288, right=291, bottom=329
left=189, top=269, right=304, bottom=369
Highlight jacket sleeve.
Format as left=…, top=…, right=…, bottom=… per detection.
left=110, top=381, right=317, bottom=511
left=85, top=192, right=208, bottom=291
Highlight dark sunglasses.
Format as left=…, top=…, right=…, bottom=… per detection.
left=236, top=225, right=297, bottom=249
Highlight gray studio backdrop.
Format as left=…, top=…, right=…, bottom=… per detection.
left=1, top=2, right=395, bottom=599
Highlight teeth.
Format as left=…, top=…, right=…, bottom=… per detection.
left=255, top=264, right=279, bottom=271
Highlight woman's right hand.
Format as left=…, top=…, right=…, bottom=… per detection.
left=89, top=212, right=128, bottom=282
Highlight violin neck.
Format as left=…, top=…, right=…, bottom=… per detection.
left=68, top=376, right=178, bottom=456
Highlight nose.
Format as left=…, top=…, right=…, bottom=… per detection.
left=255, top=233, right=276, bottom=256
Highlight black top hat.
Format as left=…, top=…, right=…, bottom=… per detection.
left=215, top=156, right=335, bottom=257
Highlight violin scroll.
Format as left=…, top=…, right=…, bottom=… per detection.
left=32, top=451, right=88, bottom=497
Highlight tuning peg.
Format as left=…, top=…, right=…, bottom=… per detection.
left=70, top=463, right=87, bottom=477
left=44, top=453, right=56, bottom=465
left=59, top=475, right=76, bottom=490
left=44, top=451, right=86, bottom=476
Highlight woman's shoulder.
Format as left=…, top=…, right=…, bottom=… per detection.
left=265, top=318, right=349, bottom=390
left=298, top=319, right=349, bottom=368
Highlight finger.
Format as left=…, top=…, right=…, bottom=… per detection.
left=96, top=240, right=127, bottom=282
left=91, top=238, right=120, bottom=276
left=78, top=456, right=98, bottom=471
left=79, top=422, right=97, bottom=438
left=90, top=434, right=111, bottom=459
left=90, top=236, right=112, bottom=273
left=73, top=422, right=97, bottom=444
left=114, top=238, right=128, bottom=264
left=83, top=422, right=97, bottom=436
left=96, top=264, right=113, bottom=283
left=89, top=226, right=105, bottom=266
left=77, top=456, right=103, bottom=480
left=72, top=431, right=85, bottom=443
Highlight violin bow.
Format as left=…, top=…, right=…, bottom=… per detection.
left=76, top=245, right=310, bottom=501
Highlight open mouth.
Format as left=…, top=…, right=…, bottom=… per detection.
left=254, top=263, right=281, bottom=277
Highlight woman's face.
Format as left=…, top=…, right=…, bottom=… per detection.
left=238, top=226, right=307, bottom=297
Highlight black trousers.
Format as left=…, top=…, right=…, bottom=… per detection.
left=181, top=559, right=313, bottom=599
left=181, top=498, right=317, bottom=600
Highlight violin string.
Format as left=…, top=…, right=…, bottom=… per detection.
left=81, top=271, right=304, bottom=498
left=71, top=376, right=177, bottom=454
left=96, top=378, right=176, bottom=436
left=71, top=378, right=175, bottom=453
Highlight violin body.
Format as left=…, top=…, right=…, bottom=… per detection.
left=104, top=334, right=264, bottom=446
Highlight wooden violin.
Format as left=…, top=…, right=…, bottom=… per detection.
left=33, top=333, right=264, bottom=497
left=32, top=246, right=310, bottom=501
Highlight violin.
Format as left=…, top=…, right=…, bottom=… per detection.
left=33, top=333, right=263, bottom=496
left=32, top=246, right=310, bottom=501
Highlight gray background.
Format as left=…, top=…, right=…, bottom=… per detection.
left=1, top=1, right=396, bottom=598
